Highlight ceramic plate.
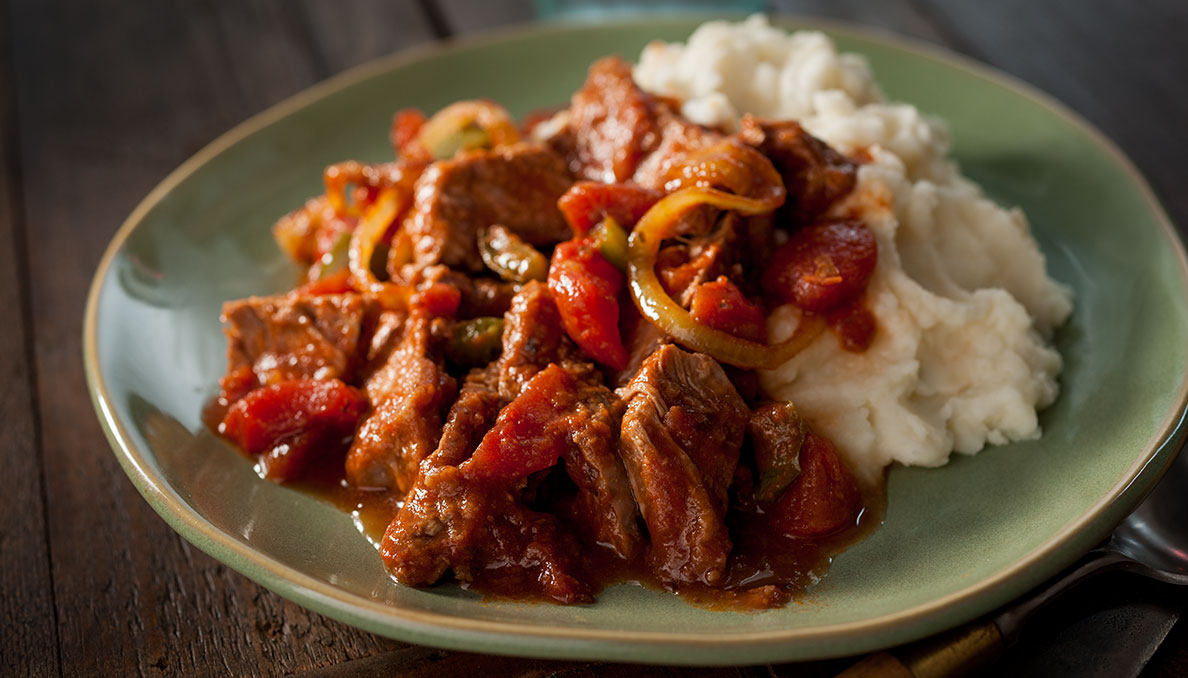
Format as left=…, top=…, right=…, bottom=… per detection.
left=84, top=17, right=1188, bottom=664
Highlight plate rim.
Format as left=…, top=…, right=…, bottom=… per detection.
left=82, top=14, right=1188, bottom=664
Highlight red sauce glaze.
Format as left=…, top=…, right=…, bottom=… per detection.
left=557, top=181, right=662, bottom=235
left=763, top=220, right=877, bottom=314
left=690, top=276, right=768, bottom=344
left=547, top=239, right=629, bottom=370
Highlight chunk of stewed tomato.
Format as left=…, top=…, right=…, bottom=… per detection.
left=557, top=181, right=661, bottom=235
left=461, top=365, right=577, bottom=482
left=770, top=431, right=861, bottom=538
left=219, top=378, right=367, bottom=482
left=763, top=220, right=877, bottom=313
left=547, top=239, right=628, bottom=370
left=689, top=276, right=768, bottom=344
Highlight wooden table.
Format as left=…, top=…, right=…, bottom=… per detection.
left=3, top=1, right=1187, bottom=675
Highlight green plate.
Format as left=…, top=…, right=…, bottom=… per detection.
left=83, top=17, right=1188, bottom=665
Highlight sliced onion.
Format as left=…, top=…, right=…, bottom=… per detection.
left=348, top=187, right=411, bottom=310
left=628, top=187, right=823, bottom=369
left=416, top=100, right=520, bottom=159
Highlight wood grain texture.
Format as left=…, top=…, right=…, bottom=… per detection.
left=912, top=0, right=1188, bottom=236
left=7, top=0, right=431, bottom=675
left=437, top=0, right=946, bottom=42
left=0, top=0, right=60, bottom=675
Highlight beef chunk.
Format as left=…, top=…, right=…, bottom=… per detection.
left=630, top=111, right=719, bottom=191
left=495, top=280, right=574, bottom=401
left=428, top=367, right=503, bottom=469
left=558, top=56, right=660, bottom=184
left=739, top=115, right=856, bottom=224
left=345, top=313, right=457, bottom=491
left=424, top=280, right=573, bottom=472
left=413, top=265, right=517, bottom=319
left=557, top=381, right=640, bottom=559
left=404, top=143, right=574, bottom=271
left=222, top=293, right=375, bottom=386
left=381, top=465, right=592, bottom=604
left=617, top=345, right=748, bottom=585
left=383, top=364, right=618, bottom=603
left=552, top=56, right=719, bottom=190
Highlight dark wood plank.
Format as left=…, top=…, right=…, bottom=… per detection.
left=0, top=0, right=60, bottom=675
left=290, top=646, right=758, bottom=678
left=439, top=0, right=947, bottom=42
left=294, top=1, right=439, bottom=75
left=435, top=0, right=534, bottom=34
left=7, top=0, right=433, bottom=675
left=911, top=0, right=1188, bottom=236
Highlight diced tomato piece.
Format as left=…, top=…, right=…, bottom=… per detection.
left=547, top=239, right=629, bottom=370
left=218, top=365, right=259, bottom=406
left=762, top=220, right=877, bottom=313
left=411, top=282, right=462, bottom=317
left=460, top=365, right=577, bottom=482
left=390, top=108, right=428, bottom=160
left=557, top=181, right=661, bottom=235
left=770, top=431, right=861, bottom=538
left=690, top=276, right=768, bottom=343
left=295, top=268, right=353, bottom=296
left=827, top=296, right=877, bottom=352
left=219, top=379, right=367, bottom=481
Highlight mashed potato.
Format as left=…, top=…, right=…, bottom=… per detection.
left=635, top=16, right=1073, bottom=480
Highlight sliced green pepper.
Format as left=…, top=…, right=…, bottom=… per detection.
left=748, top=401, right=805, bottom=504
left=424, top=122, right=490, bottom=160
left=446, top=317, right=505, bottom=367
left=479, top=225, right=549, bottom=283
left=310, top=230, right=351, bottom=281
left=590, top=215, right=628, bottom=271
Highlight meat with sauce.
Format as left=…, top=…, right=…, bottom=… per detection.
left=383, top=362, right=625, bottom=603
left=617, top=344, right=749, bottom=585
left=549, top=56, right=719, bottom=190
left=403, top=143, right=574, bottom=271
left=222, top=293, right=376, bottom=386
left=212, top=50, right=877, bottom=610
left=738, top=115, right=856, bottom=224
left=345, top=312, right=457, bottom=491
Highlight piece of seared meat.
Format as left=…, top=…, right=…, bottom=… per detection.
left=494, top=281, right=575, bottom=401
left=617, top=345, right=749, bottom=585
left=552, top=366, right=640, bottom=560
left=222, top=293, right=376, bottom=386
left=383, top=285, right=643, bottom=592
left=382, top=462, right=593, bottom=604
left=411, top=265, right=518, bottom=319
left=553, top=56, right=660, bottom=183
left=549, top=56, right=720, bottom=189
left=738, top=115, right=856, bottom=224
left=345, top=313, right=457, bottom=492
left=383, top=364, right=614, bottom=604
left=403, top=143, right=574, bottom=271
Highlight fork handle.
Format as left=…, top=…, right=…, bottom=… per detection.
left=835, top=621, right=1004, bottom=678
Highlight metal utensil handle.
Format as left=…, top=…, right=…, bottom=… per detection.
left=835, top=622, right=1004, bottom=678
